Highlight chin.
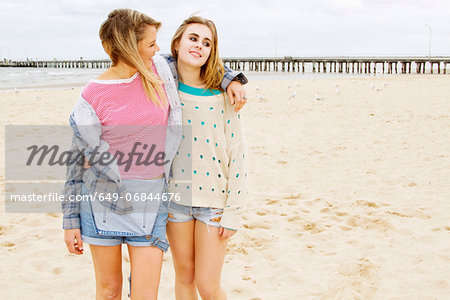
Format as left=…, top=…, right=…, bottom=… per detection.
left=190, top=58, right=207, bottom=67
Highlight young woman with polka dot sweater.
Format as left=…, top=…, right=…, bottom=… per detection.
left=168, top=81, right=247, bottom=229
left=166, top=16, right=248, bottom=300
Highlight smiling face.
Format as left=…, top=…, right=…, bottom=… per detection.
left=137, top=25, right=160, bottom=69
left=174, top=23, right=213, bottom=69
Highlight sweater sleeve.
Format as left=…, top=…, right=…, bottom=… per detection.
left=220, top=94, right=248, bottom=230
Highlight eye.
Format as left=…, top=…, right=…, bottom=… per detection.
left=203, top=41, right=210, bottom=47
left=189, top=36, right=197, bottom=42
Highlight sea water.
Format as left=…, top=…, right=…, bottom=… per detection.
left=0, top=67, right=103, bottom=90
left=0, top=67, right=379, bottom=90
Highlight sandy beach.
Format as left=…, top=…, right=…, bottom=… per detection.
left=1, top=74, right=449, bottom=299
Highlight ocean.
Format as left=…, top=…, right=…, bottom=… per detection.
left=0, top=67, right=379, bottom=91
left=0, top=67, right=103, bottom=90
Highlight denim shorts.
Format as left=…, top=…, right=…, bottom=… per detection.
left=80, top=180, right=169, bottom=251
left=167, top=201, right=224, bottom=227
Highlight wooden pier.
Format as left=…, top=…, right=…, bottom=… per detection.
left=0, top=59, right=111, bottom=69
left=1, top=57, right=450, bottom=74
left=222, top=57, right=450, bottom=74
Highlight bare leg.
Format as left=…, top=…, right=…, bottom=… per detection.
left=89, top=244, right=123, bottom=300
left=127, top=244, right=164, bottom=300
left=166, top=219, right=198, bottom=300
left=194, top=222, right=228, bottom=300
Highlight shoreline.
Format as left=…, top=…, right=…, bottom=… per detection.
left=0, top=83, right=85, bottom=92
left=0, top=73, right=447, bottom=92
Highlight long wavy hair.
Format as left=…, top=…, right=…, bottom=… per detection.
left=99, top=9, right=167, bottom=106
left=170, top=15, right=225, bottom=91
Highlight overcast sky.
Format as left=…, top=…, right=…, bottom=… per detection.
left=1, top=0, right=449, bottom=60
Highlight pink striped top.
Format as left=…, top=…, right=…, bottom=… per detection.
left=82, top=66, right=169, bottom=179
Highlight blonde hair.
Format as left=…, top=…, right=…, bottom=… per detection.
left=170, top=15, right=225, bottom=91
left=99, top=9, right=167, bottom=106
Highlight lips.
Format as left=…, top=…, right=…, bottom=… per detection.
left=189, top=50, right=202, bottom=58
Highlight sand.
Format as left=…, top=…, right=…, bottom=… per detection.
left=1, top=75, right=449, bottom=299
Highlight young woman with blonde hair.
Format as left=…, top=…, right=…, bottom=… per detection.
left=167, top=16, right=248, bottom=300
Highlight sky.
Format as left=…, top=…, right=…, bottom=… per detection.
left=0, top=0, right=449, bottom=61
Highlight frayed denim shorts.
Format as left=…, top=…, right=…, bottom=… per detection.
left=167, top=201, right=224, bottom=228
left=80, top=179, right=169, bottom=251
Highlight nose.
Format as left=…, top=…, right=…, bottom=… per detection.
left=194, top=41, right=202, bottom=49
left=155, top=43, right=160, bottom=52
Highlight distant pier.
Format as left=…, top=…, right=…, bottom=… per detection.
left=0, top=59, right=112, bottom=69
left=1, top=57, right=450, bottom=74
left=223, top=57, right=450, bottom=74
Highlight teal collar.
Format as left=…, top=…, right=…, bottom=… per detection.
left=178, top=82, right=222, bottom=96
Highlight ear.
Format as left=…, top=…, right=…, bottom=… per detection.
left=174, top=40, right=180, bottom=52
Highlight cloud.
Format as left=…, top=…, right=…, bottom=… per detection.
left=0, top=0, right=449, bottom=60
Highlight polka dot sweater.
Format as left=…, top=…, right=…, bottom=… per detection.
left=168, top=82, right=248, bottom=230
